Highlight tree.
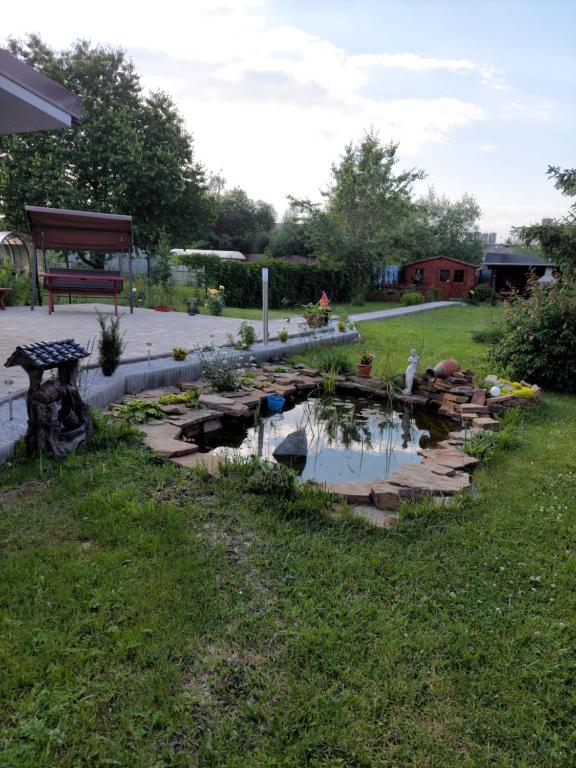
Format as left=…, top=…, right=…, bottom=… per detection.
left=265, top=210, right=310, bottom=258
left=292, top=130, right=424, bottom=302
left=394, top=189, right=483, bottom=264
left=208, top=187, right=276, bottom=252
left=516, top=166, right=576, bottom=279
left=0, top=36, right=213, bottom=261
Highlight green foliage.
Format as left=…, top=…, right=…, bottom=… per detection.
left=158, top=390, right=198, bottom=405
left=115, top=399, right=163, bottom=423
left=265, top=212, right=309, bottom=258
left=277, top=328, right=289, bottom=343
left=87, top=411, right=139, bottom=450
left=0, top=36, right=213, bottom=253
left=314, top=347, right=355, bottom=375
left=401, top=291, right=423, bottom=306
left=490, top=280, right=576, bottom=393
left=0, top=266, right=30, bottom=305
left=245, top=460, right=298, bottom=500
left=97, top=314, right=125, bottom=376
left=394, top=189, right=484, bottom=264
left=470, top=325, right=504, bottom=344
left=171, top=347, right=188, bottom=361
left=291, top=130, right=425, bottom=303
left=202, top=187, right=276, bottom=252
left=200, top=350, right=241, bottom=391
left=148, top=234, right=173, bottom=287
left=236, top=321, right=257, bottom=350
left=468, top=284, right=498, bottom=305
left=206, top=286, right=225, bottom=315
left=177, top=254, right=351, bottom=308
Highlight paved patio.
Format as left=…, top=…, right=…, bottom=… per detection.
left=0, top=300, right=461, bottom=399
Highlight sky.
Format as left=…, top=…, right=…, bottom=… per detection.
left=4, top=0, right=575, bottom=240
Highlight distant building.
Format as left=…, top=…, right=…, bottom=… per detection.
left=479, top=244, right=555, bottom=294
left=481, top=232, right=497, bottom=244
left=401, top=256, right=478, bottom=300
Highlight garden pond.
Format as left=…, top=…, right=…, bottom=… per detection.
left=200, top=395, right=453, bottom=484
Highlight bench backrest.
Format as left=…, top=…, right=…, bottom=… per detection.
left=46, top=267, right=123, bottom=293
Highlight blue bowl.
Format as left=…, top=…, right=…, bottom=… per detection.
left=267, top=394, right=285, bottom=412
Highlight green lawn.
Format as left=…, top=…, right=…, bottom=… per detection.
left=0, top=305, right=574, bottom=767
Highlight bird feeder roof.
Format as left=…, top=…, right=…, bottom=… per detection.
left=5, top=338, right=89, bottom=371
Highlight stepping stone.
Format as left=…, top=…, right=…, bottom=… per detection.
left=471, top=389, right=487, bottom=405
left=166, top=409, right=222, bottom=429
left=387, top=465, right=471, bottom=495
left=473, top=417, right=501, bottom=431
left=457, top=403, right=489, bottom=415
left=351, top=504, right=399, bottom=528
left=170, top=452, right=221, bottom=476
left=370, top=480, right=409, bottom=510
left=324, top=481, right=373, bottom=504
left=419, top=449, right=479, bottom=471
left=159, top=404, right=186, bottom=415
left=136, top=422, right=181, bottom=441
left=198, top=395, right=249, bottom=417
left=143, top=436, right=198, bottom=458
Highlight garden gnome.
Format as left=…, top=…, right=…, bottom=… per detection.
left=403, top=349, right=419, bottom=395
left=318, top=291, right=330, bottom=309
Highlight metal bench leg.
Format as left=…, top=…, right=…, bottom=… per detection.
left=48, top=289, right=54, bottom=314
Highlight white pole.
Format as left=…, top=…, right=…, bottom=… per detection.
left=262, top=267, right=269, bottom=345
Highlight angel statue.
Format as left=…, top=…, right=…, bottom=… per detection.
left=403, top=349, right=419, bottom=395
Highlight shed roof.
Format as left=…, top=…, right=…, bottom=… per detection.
left=171, top=248, right=246, bottom=262
left=5, top=339, right=89, bottom=371
left=402, top=255, right=478, bottom=269
left=0, top=48, right=83, bottom=134
left=25, top=206, right=133, bottom=251
left=482, top=246, right=554, bottom=268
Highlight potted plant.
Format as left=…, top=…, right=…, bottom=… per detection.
left=303, top=302, right=329, bottom=328
left=357, top=350, right=374, bottom=378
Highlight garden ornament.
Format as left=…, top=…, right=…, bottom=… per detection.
left=403, top=349, right=419, bottom=394
left=319, top=291, right=330, bottom=309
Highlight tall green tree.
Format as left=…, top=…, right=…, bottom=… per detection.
left=394, top=188, right=483, bottom=264
left=292, top=130, right=424, bottom=302
left=206, top=187, right=276, bottom=252
left=517, top=166, right=576, bottom=279
left=0, top=35, right=213, bottom=261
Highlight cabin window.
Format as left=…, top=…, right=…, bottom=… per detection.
left=412, top=268, right=425, bottom=283
left=439, top=269, right=450, bottom=282
left=453, top=269, right=465, bottom=283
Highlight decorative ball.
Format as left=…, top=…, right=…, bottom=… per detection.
left=490, top=385, right=501, bottom=397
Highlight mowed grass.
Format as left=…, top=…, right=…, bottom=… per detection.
left=303, top=304, right=504, bottom=380
left=0, top=306, right=574, bottom=767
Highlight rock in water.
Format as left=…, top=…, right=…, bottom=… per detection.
left=273, top=429, right=308, bottom=458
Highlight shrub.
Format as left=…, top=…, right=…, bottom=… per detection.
left=206, top=286, right=225, bottom=315
left=471, top=326, right=505, bottom=344
left=201, top=349, right=241, bottom=391
left=278, top=328, right=289, bottom=343
left=237, top=321, right=257, bottom=350
left=425, top=287, right=441, bottom=302
left=490, top=280, right=576, bottom=393
left=468, top=284, right=497, bottom=305
left=97, top=314, right=125, bottom=376
left=0, top=266, right=31, bottom=306
left=401, top=291, right=423, bottom=306
left=172, top=346, right=188, bottom=361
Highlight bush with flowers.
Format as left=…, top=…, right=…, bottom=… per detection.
left=490, top=276, right=576, bottom=393
left=207, top=285, right=225, bottom=316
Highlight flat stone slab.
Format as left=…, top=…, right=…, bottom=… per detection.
left=144, top=436, right=198, bottom=458
left=473, top=417, right=501, bottom=431
left=198, top=395, right=250, bottom=417
left=136, top=422, right=181, bottom=440
left=419, top=448, right=479, bottom=471
left=458, top=403, right=490, bottom=415
left=324, top=481, right=373, bottom=504
left=170, top=452, right=221, bottom=475
left=370, top=480, right=409, bottom=510
left=387, top=465, right=471, bottom=495
left=351, top=504, right=399, bottom=528
left=166, top=409, right=223, bottom=429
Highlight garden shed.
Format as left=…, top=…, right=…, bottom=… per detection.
left=402, top=256, right=478, bottom=300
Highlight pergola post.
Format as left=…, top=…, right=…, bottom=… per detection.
left=30, top=242, right=37, bottom=311
left=128, top=246, right=134, bottom=313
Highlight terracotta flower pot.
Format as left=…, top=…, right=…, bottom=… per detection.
left=357, top=363, right=372, bottom=378
left=153, top=305, right=172, bottom=312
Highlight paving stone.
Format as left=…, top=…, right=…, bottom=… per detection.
left=473, top=417, right=501, bottom=431
left=199, top=394, right=250, bottom=417
left=370, top=480, right=408, bottom=510
left=387, top=465, right=471, bottom=495
left=324, top=481, right=373, bottom=504
left=170, top=452, right=221, bottom=475
left=351, top=504, right=399, bottom=528
left=419, top=448, right=479, bottom=471
left=166, top=409, right=223, bottom=428
left=144, top=436, right=198, bottom=458
left=471, top=389, right=487, bottom=405
left=136, top=422, right=181, bottom=440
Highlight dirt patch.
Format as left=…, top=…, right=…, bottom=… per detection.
left=0, top=479, right=51, bottom=507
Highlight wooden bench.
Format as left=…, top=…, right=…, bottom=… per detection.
left=0, top=287, right=10, bottom=310
left=42, top=268, right=124, bottom=316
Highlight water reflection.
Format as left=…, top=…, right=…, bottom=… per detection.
left=204, top=395, right=452, bottom=484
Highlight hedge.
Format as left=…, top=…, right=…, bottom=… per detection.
left=179, top=255, right=352, bottom=308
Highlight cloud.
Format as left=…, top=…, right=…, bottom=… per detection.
left=480, top=144, right=496, bottom=152
left=3, top=0, right=493, bottom=214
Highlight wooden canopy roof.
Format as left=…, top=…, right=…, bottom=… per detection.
left=25, top=206, right=133, bottom=252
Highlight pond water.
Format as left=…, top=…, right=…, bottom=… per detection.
left=202, top=395, right=453, bottom=484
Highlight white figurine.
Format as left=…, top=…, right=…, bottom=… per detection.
left=403, top=349, right=419, bottom=394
